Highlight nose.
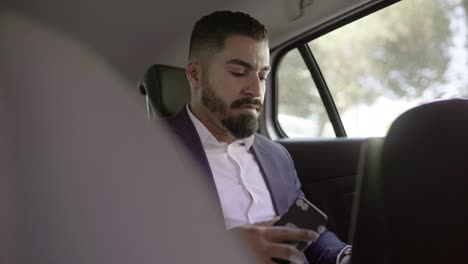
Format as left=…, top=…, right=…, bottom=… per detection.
left=243, top=75, right=264, bottom=98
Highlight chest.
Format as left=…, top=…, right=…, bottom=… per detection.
left=204, top=145, right=277, bottom=228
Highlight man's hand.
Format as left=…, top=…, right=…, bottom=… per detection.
left=232, top=218, right=319, bottom=264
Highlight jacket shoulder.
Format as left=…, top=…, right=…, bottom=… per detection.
left=254, top=133, right=291, bottom=158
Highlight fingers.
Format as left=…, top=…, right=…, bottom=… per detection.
left=266, top=243, right=306, bottom=264
left=255, top=216, right=281, bottom=226
left=263, top=226, right=319, bottom=243
left=231, top=223, right=318, bottom=264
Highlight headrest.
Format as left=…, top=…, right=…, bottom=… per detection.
left=138, top=64, right=191, bottom=118
left=381, top=98, right=468, bottom=263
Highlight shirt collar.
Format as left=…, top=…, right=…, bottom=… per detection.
left=186, top=105, right=254, bottom=150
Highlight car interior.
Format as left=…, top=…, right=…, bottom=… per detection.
left=3, top=0, right=468, bottom=263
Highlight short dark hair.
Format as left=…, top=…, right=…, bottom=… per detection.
left=189, top=11, right=268, bottom=62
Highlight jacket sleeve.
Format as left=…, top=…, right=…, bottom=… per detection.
left=305, top=230, right=348, bottom=264
left=279, top=144, right=348, bottom=264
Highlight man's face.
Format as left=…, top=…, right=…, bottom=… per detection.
left=200, top=35, right=270, bottom=139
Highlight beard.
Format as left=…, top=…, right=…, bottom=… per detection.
left=201, top=83, right=262, bottom=139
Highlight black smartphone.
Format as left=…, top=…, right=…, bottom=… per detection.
left=272, top=197, right=328, bottom=264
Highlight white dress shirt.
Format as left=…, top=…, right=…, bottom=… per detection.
left=187, top=106, right=277, bottom=230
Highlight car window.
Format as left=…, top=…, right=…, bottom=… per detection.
left=277, top=0, right=468, bottom=138
left=277, top=48, right=335, bottom=138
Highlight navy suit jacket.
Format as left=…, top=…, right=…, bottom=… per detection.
left=166, top=108, right=347, bottom=264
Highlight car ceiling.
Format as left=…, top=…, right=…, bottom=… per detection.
left=3, top=0, right=371, bottom=83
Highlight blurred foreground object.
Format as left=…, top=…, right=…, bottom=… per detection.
left=0, top=7, right=253, bottom=264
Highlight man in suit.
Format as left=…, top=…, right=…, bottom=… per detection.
left=166, top=11, right=351, bottom=264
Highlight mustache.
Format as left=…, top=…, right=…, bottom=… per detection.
left=230, top=97, right=263, bottom=109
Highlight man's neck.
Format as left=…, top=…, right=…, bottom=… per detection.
left=189, top=104, right=236, bottom=144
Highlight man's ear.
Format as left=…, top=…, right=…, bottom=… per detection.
left=186, top=62, right=202, bottom=91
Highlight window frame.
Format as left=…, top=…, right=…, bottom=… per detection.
left=262, top=0, right=400, bottom=139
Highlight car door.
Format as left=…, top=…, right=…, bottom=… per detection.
left=263, top=0, right=468, bottom=244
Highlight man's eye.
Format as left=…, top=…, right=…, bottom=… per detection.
left=259, top=76, right=267, bottom=81
left=231, top=72, right=245, bottom=77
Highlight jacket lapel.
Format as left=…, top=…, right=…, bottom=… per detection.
left=166, top=109, right=217, bottom=195
left=252, top=139, right=289, bottom=215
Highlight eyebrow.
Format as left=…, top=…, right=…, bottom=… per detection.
left=225, top=59, right=271, bottom=71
